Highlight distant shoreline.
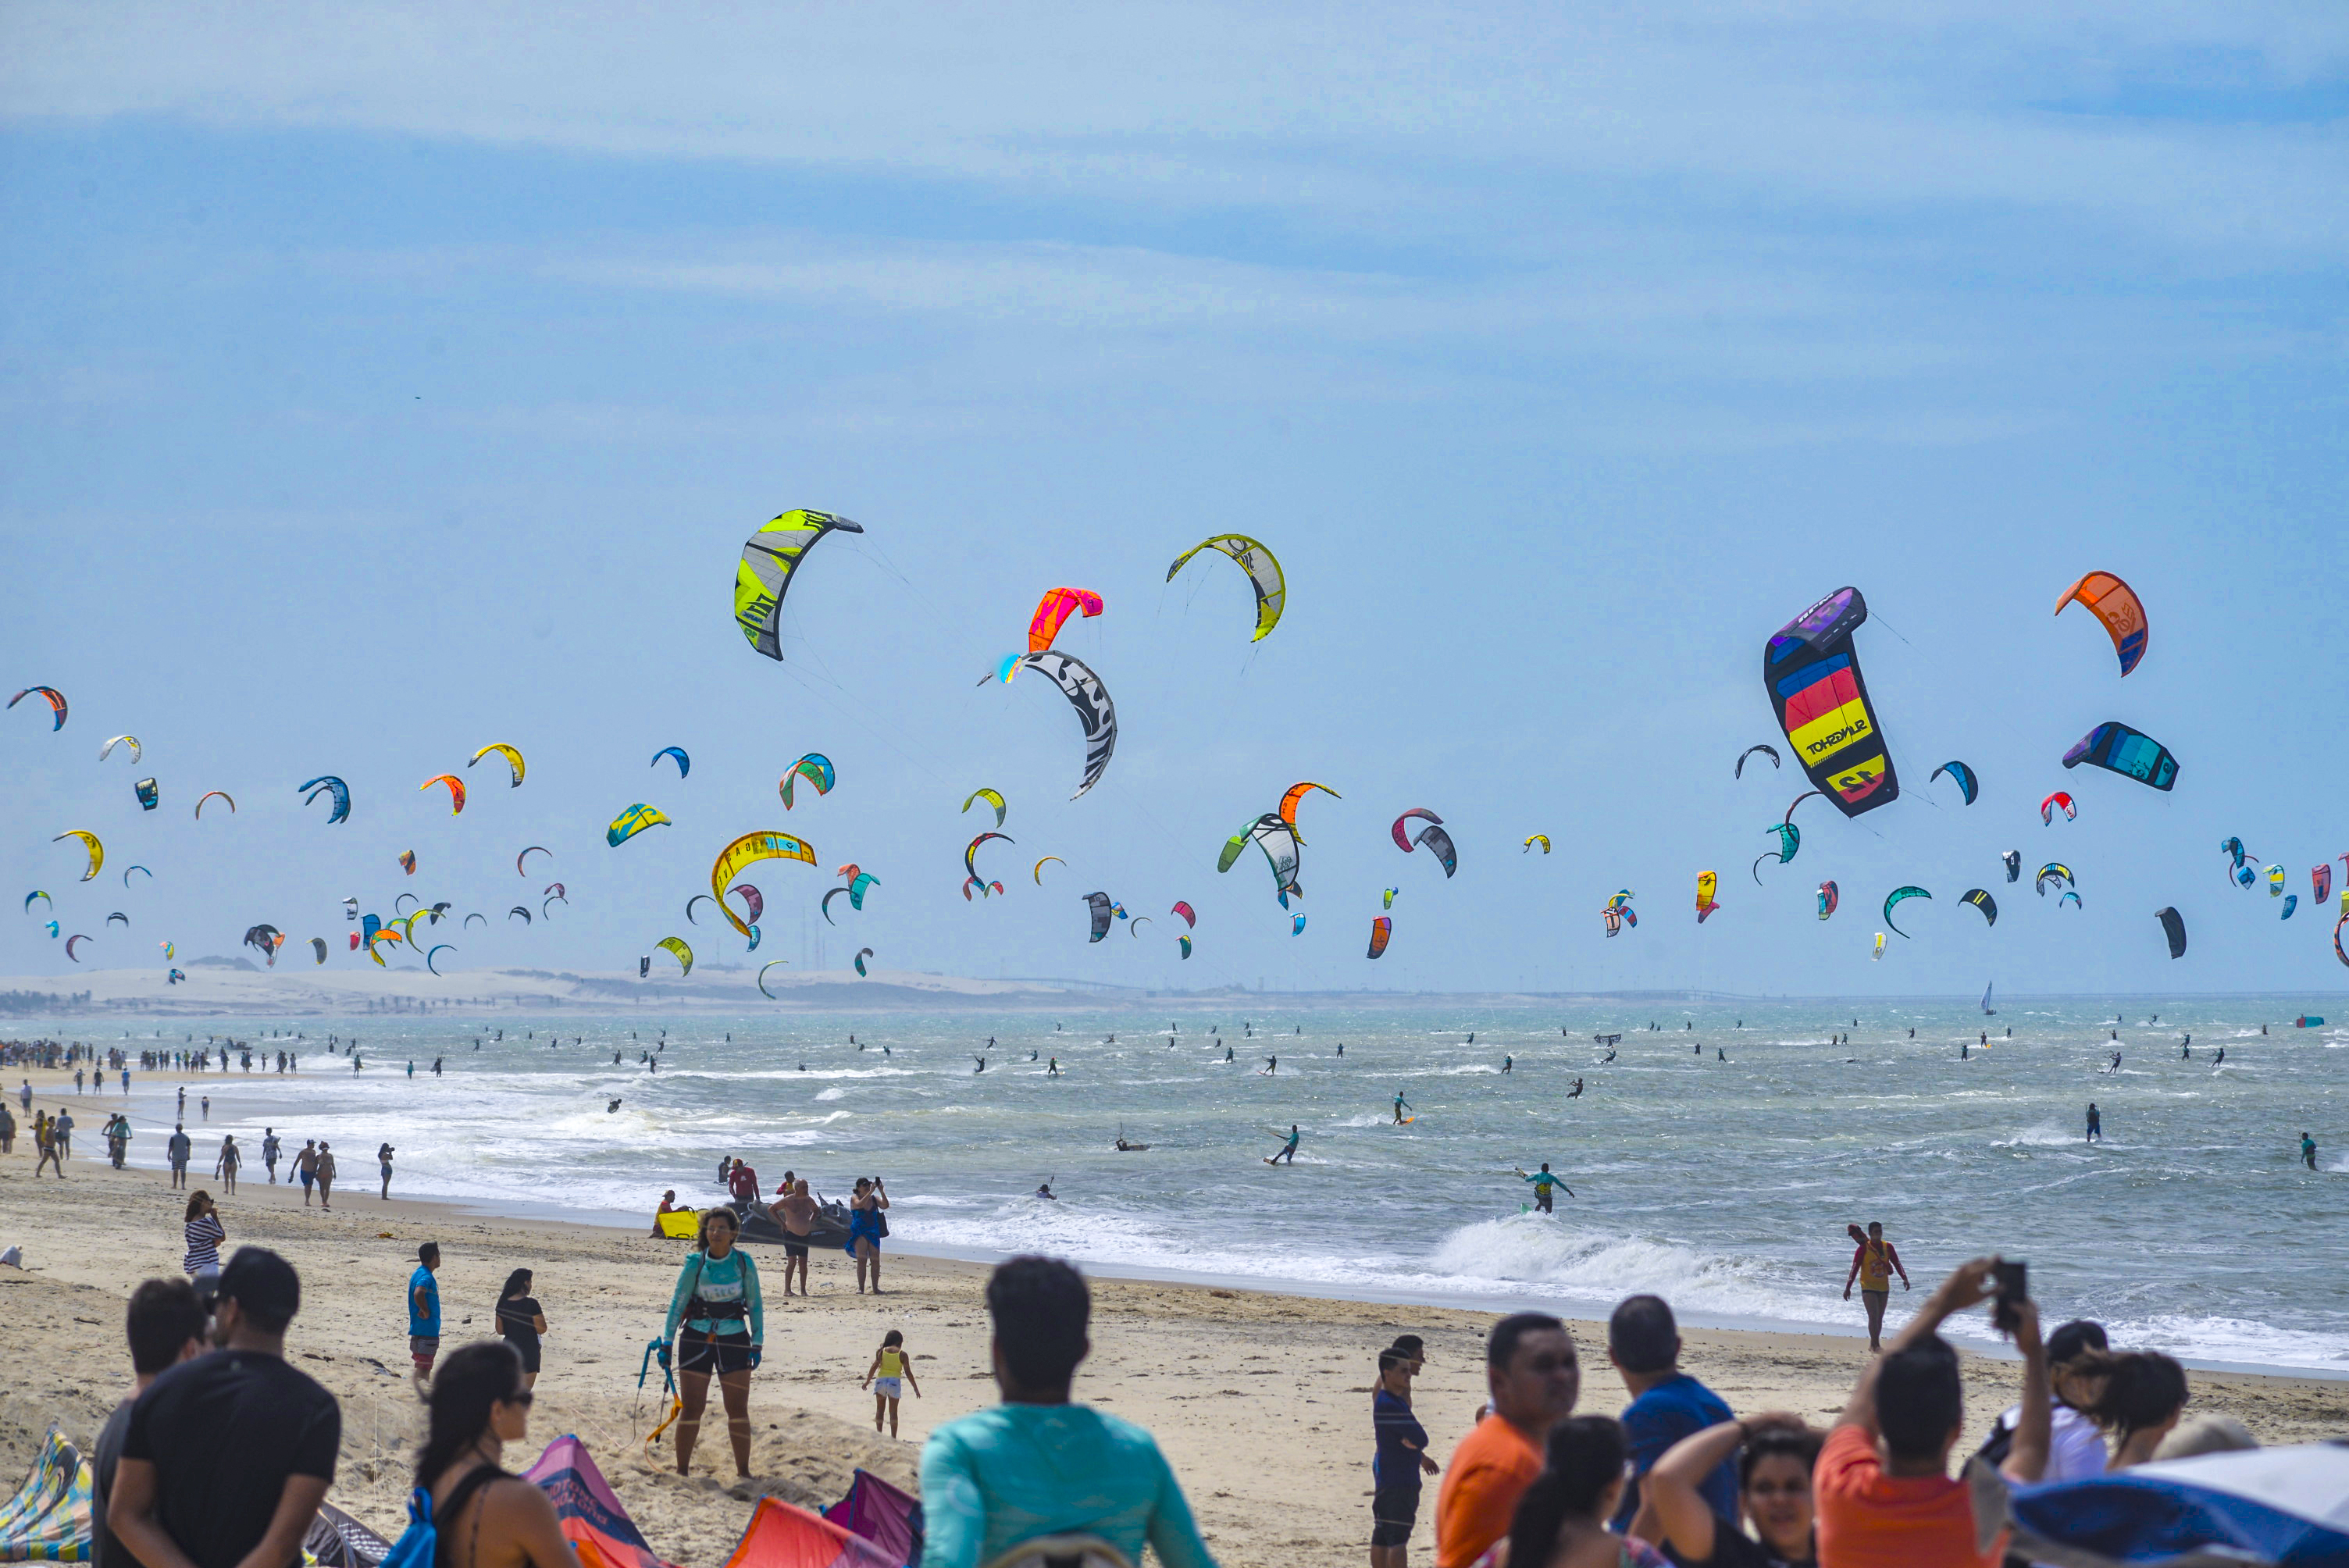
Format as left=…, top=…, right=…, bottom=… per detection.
left=5, top=964, right=2346, bottom=1019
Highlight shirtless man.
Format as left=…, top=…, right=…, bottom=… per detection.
left=777, top=1178, right=818, bottom=1295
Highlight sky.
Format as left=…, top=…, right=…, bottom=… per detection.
left=2, top=2, right=2345, bottom=998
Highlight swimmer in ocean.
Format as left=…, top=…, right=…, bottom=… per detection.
left=1392, top=1092, right=1413, bottom=1124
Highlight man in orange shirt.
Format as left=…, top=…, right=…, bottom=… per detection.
left=1435, top=1313, right=1581, bottom=1568
left=1815, top=1258, right=2051, bottom=1568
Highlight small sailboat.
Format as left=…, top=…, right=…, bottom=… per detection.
left=1981, top=981, right=1997, bottom=1016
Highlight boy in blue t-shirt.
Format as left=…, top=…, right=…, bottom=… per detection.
left=1371, top=1345, right=1438, bottom=1567
left=408, top=1242, right=441, bottom=1397
left=1608, top=1295, right=1736, bottom=1534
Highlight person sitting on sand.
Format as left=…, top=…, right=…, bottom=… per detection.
left=918, top=1256, right=1214, bottom=1568
left=653, top=1191, right=681, bottom=1237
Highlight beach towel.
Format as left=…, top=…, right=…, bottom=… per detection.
left=0, top=1428, right=92, bottom=1562
left=823, top=1470, right=923, bottom=1568
left=2005, top=1442, right=2349, bottom=1567
left=722, top=1496, right=900, bottom=1568
left=522, top=1436, right=679, bottom=1568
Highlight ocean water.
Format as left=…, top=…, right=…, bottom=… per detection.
left=46, top=996, right=2349, bottom=1373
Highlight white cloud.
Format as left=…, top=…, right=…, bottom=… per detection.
left=5, top=1, right=2345, bottom=256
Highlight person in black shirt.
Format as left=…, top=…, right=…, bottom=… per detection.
left=1641, top=1415, right=1822, bottom=1568
left=111, top=1248, right=340, bottom=1568
left=495, top=1268, right=548, bottom=1389
left=92, top=1280, right=209, bottom=1568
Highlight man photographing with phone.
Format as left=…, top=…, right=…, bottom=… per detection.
left=1816, top=1256, right=2049, bottom=1567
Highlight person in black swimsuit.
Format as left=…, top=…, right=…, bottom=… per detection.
left=495, top=1270, right=547, bottom=1388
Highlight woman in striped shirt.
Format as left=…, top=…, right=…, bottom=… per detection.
left=182, top=1190, right=226, bottom=1276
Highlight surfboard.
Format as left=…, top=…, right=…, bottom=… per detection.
left=1399, top=1116, right=1416, bottom=1124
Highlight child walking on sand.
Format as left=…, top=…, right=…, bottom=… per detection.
left=859, top=1328, right=921, bottom=1438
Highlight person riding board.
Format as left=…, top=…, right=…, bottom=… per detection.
left=1393, top=1092, right=1413, bottom=1124
left=1269, top=1124, right=1300, bottom=1164
left=1515, top=1164, right=1571, bottom=1212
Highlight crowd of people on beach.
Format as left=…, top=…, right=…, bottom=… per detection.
left=65, top=1219, right=2264, bottom=1568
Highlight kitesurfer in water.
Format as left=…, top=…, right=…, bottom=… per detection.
left=1392, top=1092, right=1413, bottom=1124
left=1224, top=1044, right=1234, bottom=1062
left=1502, top=1055, right=1512, bottom=1073
left=1270, top=1124, right=1299, bottom=1164
left=2304, top=1131, right=2319, bottom=1171
left=973, top=1057, right=986, bottom=1074
left=2108, top=1051, right=2123, bottom=1074
left=1263, top=1056, right=1278, bottom=1074
left=2215, top=1047, right=2225, bottom=1067
left=1567, top=1078, right=1584, bottom=1098
left=1517, top=1163, right=1570, bottom=1211
left=2086, top=1103, right=2101, bottom=1142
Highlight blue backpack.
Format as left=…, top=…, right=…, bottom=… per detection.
left=380, top=1468, right=507, bottom=1568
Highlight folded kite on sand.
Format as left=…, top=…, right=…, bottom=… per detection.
left=523, top=1435, right=681, bottom=1568
left=723, top=1495, right=902, bottom=1568
left=0, top=1427, right=92, bottom=1562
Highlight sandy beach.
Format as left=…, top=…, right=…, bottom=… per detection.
left=4, top=1064, right=2345, bottom=1568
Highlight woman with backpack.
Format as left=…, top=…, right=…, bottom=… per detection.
left=661, top=1207, right=763, bottom=1481
left=394, top=1339, right=571, bottom=1568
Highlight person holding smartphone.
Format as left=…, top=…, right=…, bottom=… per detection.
left=1816, top=1258, right=2048, bottom=1566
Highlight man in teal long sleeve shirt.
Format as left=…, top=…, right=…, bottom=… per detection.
left=920, top=1257, right=1216, bottom=1568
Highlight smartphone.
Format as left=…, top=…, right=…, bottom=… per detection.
left=1991, top=1260, right=2027, bottom=1334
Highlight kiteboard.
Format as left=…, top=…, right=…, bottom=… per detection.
left=1397, top=1116, right=1417, bottom=1124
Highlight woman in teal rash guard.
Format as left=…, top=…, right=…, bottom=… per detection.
left=662, top=1207, right=764, bottom=1480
